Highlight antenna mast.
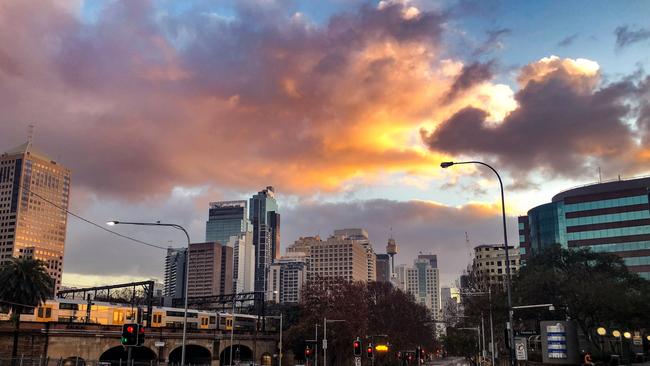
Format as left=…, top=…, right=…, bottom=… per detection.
left=27, top=124, right=35, bottom=147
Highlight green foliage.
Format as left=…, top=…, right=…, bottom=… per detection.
left=0, top=258, right=53, bottom=324
left=441, top=328, right=479, bottom=358
left=514, top=245, right=650, bottom=350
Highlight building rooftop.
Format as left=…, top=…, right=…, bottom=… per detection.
left=2, top=142, right=56, bottom=163
left=551, top=175, right=650, bottom=202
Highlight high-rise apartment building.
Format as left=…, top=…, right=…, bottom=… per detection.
left=471, top=244, right=520, bottom=289
left=267, top=253, right=308, bottom=304
left=418, top=253, right=438, bottom=269
left=375, top=254, right=390, bottom=282
left=286, top=233, right=368, bottom=282
left=164, top=247, right=187, bottom=299
left=187, top=242, right=233, bottom=297
left=395, top=258, right=440, bottom=317
left=250, top=186, right=280, bottom=292
left=0, top=142, right=71, bottom=294
left=333, top=228, right=377, bottom=282
left=519, top=177, right=650, bottom=280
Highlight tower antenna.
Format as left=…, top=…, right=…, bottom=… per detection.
left=465, top=231, right=472, bottom=259
left=27, top=124, right=35, bottom=147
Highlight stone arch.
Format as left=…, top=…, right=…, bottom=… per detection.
left=168, top=345, right=212, bottom=365
left=219, top=344, right=254, bottom=366
left=62, top=357, right=86, bottom=366
left=99, top=346, right=157, bottom=365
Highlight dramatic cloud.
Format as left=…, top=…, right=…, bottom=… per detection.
left=615, top=25, right=650, bottom=48
left=443, top=60, right=495, bottom=103
left=422, top=56, right=650, bottom=181
left=0, top=0, right=468, bottom=199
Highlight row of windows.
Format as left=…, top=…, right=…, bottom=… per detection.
left=623, top=256, right=650, bottom=267
left=564, top=195, right=648, bottom=213
left=567, top=225, right=650, bottom=241
left=588, top=241, right=650, bottom=253
left=565, top=210, right=650, bottom=227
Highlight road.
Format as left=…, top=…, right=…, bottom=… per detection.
left=425, top=357, right=471, bottom=366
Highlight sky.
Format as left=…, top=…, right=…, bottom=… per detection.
left=1, top=0, right=650, bottom=288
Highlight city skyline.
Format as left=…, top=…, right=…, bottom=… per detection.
left=1, top=0, right=650, bottom=288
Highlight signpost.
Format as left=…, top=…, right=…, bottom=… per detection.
left=354, top=357, right=361, bottom=366
left=515, top=338, right=528, bottom=361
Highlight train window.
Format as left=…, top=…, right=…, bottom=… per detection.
left=209, top=316, right=216, bottom=324
left=37, top=308, right=44, bottom=318
left=45, top=307, right=51, bottom=318
left=59, top=303, right=79, bottom=310
left=113, top=311, right=124, bottom=323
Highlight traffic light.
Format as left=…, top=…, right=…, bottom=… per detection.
left=121, top=323, right=138, bottom=346
left=397, top=351, right=402, bottom=360
left=366, top=344, right=374, bottom=359
left=305, top=346, right=312, bottom=359
left=137, top=325, right=145, bottom=346
left=353, top=339, right=362, bottom=356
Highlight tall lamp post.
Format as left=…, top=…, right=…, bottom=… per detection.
left=323, top=318, right=346, bottom=366
left=441, top=161, right=515, bottom=366
left=107, top=220, right=191, bottom=366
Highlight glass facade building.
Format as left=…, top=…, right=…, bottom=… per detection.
left=250, top=186, right=281, bottom=292
left=205, top=200, right=249, bottom=245
left=519, top=177, right=650, bottom=279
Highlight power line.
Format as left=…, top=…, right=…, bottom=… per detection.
left=17, top=182, right=167, bottom=251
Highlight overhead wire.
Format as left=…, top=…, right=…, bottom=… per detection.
left=16, top=182, right=167, bottom=251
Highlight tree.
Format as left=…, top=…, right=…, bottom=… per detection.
left=0, top=258, right=54, bottom=361
left=513, top=245, right=650, bottom=352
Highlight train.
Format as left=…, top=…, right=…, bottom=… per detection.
left=0, top=298, right=278, bottom=332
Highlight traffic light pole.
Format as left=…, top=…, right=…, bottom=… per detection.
left=127, top=347, right=132, bottom=366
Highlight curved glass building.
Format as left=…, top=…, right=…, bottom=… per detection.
left=519, top=177, right=650, bottom=280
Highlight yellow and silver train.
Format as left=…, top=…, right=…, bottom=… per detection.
left=0, top=298, right=277, bottom=332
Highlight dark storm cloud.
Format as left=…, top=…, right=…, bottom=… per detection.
left=422, top=57, right=649, bottom=180
left=443, top=60, right=495, bottom=103
left=615, top=25, right=650, bottom=48
left=557, top=33, right=579, bottom=47
left=282, top=199, right=519, bottom=285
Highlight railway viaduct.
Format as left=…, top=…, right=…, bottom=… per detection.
left=0, top=322, right=280, bottom=366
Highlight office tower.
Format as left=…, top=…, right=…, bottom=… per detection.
left=395, top=258, right=441, bottom=317
left=418, top=253, right=438, bottom=268
left=164, top=247, right=187, bottom=299
left=205, top=200, right=249, bottom=245
left=268, top=252, right=308, bottom=304
left=286, top=236, right=320, bottom=256
left=0, top=142, right=71, bottom=294
left=519, top=176, right=650, bottom=279
left=249, top=186, right=280, bottom=292
left=333, top=228, right=377, bottom=282
left=471, top=244, right=520, bottom=290
left=228, top=233, right=255, bottom=293
left=375, top=254, right=390, bottom=282
left=186, top=242, right=233, bottom=297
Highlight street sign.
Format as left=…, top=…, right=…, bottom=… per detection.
left=154, top=341, right=165, bottom=347
left=515, top=338, right=528, bottom=361
left=354, top=356, right=361, bottom=366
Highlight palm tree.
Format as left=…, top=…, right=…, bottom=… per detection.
left=0, top=258, right=54, bottom=362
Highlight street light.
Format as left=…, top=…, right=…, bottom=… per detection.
left=441, top=160, right=515, bottom=366
left=107, top=220, right=191, bottom=366
left=323, top=318, right=346, bottom=366
left=597, top=327, right=607, bottom=336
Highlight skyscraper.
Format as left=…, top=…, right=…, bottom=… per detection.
left=249, top=186, right=280, bottom=292
left=267, top=252, right=308, bottom=304
left=375, top=254, right=390, bottom=282
left=205, top=200, right=249, bottom=245
left=164, top=247, right=187, bottom=300
left=205, top=200, right=254, bottom=293
left=417, top=253, right=438, bottom=268
left=0, top=142, right=71, bottom=294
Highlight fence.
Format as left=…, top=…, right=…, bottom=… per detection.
left=0, top=358, right=211, bottom=366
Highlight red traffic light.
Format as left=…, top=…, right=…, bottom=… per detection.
left=305, top=347, right=312, bottom=357
left=126, top=326, right=135, bottom=333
